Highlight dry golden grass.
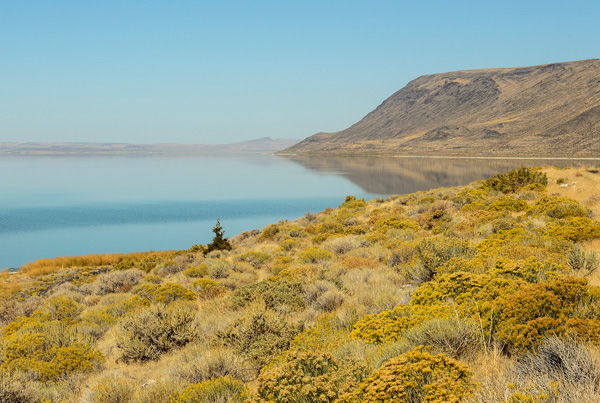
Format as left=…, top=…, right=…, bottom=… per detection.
left=543, top=166, right=600, bottom=218
left=20, top=250, right=173, bottom=277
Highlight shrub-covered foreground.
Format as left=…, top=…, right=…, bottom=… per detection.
left=1, top=166, right=600, bottom=402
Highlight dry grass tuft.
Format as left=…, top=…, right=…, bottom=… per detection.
left=20, top=251, right=173, bottom=277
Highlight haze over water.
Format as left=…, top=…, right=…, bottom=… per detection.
left=0, top=154, right=592, bottom=269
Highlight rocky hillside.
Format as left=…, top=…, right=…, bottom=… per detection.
left=282, top=59, right=600, bottom=157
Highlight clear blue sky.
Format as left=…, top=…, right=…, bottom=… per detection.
left=1, top=1, right=598, bottom=144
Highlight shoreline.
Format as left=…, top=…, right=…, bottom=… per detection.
left=277, top=153, right=600, bottom=161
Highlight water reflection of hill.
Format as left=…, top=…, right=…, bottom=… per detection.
left=282, top=156, right=592, bottom=195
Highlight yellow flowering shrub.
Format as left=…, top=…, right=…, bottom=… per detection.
left=136, top=283, right=197, bottom=303
left=351, top=304, right=451, bottom=344
left=486, top=196, right=528, bottom=212
left=547, top=216, right=600, bottom=242
left=40, top=296, right=84, bottom=323
left=315, top=222, right=345, bottom=235
left=341, top=195, right=367, bottom=210
left=494, top=277, right=600, bottom=354
left=411, top=272, right=483, bottom=307
left=530, top=196, right=589, bottom=219
left=298, top=247, right=335, bottom=264
left=172, top=376, right=248, bottom=403
left=2, top=333, right=103, bottom=381
left=436, top=256, right=488, bottom=276
left=1, top=308, right=104, bottom=382
left=344, top=225, right=367, bottom=235
left=477, top=228, right=530, bottom=253
left=249, top=350, right=369, bottom=403
left=337, top=347, right=474, bottom=403
left=286, top=313, right=352, bottom=356
left=461, top=202, right=486, bottom=212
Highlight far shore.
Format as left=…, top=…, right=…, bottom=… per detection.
left=277, top=153, right=600, bottom=160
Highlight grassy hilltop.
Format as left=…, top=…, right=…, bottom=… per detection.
left=1, top=166, right=600, bottom=402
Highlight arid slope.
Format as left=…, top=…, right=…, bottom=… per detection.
left=283, top=59, right=600, bottom=157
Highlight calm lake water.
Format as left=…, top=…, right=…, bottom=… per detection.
left=0, top=154, right=595, bottom=269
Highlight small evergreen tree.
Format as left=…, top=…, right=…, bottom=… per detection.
left=204, top=219, right=232, bottom=255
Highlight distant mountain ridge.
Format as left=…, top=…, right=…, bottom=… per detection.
left=282, top=59, right=600, bottom=157
left=0, top=137, right=299, bottom=156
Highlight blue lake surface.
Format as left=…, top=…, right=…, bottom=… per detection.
left=0, top=154, right=594, bottom=269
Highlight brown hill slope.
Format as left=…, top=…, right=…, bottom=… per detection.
left=282, top=59, right=600, bottom=157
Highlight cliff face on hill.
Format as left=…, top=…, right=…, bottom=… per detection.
left=282, top=59, right=600, bottom=157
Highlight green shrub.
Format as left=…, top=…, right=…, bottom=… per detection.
left=172, top=376, right=248, bottom=403
left=40, top=296, right=84, bottom=323
left=184, top=264, right=209, bottom=278
left=230, top=278, right=305, bottom=311
left=238, top=251, right=270, bottom=267
left=192, top=278, right=227, bottom=299
left=315, top=222, right=344, bottom=235
left=567, top=244, right=598, bottom=274
left=143, top=274, right=163, bottom=284
left=341, top=195, right=367, bottom=209
left=337, top=347, right=474, bottom=403
left=279, top=239, right=298, bottom=251
left=116, top=301, right=197, bottom=362
left=204, top=219, right=232, bottom=255
left=452, top=188, right=490, bottom=207
left=408, top=237, right=475, bottom=283
left=249, top=350, right=369, bottom=403
left=403, top=318, right=481, bottom=360
left=483, top=167, right=548, bottom=193
left=216, top=309, right=302, bottom=369
left=259, top=224, right=280, bottom=241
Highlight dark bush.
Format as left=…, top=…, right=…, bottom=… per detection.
left=231, top=278, right=305, bottom=311
left=216, top=309, right=302, bottom=369
left=483, top=167, right=548, bottom=193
